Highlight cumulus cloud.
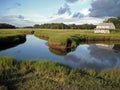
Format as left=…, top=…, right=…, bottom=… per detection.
left=15, top=2, right=22, bottom=6
left=18, top=15, right=24, bottom=19
left=57, top=3, right=71, bottom=15
left=65, top=0, right=79, bottom=3
left=89, top=0, right=120, bottom=17
left=88, top=44, right=120, bottom=67
left=50, top=16, right=104, bottom=25
left=0, top=15, right=35, bottom=27
left=72, top=12, right=84, bottom=18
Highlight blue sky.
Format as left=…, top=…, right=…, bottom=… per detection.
left=0, top=0, right=120, bottom=27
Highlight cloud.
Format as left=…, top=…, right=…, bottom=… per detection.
left=72, top=12, right=84, bottom=18
left=88, top=44, right=120, bottom=67
left=57, top=3, right=71, bottom=15
left=50, top=16, right=104, bottom=25
left=0, top=15, right=35, bottom=27
left=65, top=0, right=79, bottom=3
left=18, top=15, right=24, bottom=19
left=80, top=8, right=90, bottom=16
left=89, top=0, right=120, bottom=17
left=15, top=2, right=22, bottom=6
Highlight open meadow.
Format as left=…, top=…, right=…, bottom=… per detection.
left=0, top=29, right=120, bottom=89
left=1, top=29, right=120, bottom=49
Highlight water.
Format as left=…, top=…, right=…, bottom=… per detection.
left=0, top=35, right=120, bottom=71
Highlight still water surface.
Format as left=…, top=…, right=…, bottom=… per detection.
left=0, top=35, right=120, bottom=71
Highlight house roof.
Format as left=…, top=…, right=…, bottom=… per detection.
left=98, top=23, right=114, bottom=26
left=96, top=23, right=115, bottom=30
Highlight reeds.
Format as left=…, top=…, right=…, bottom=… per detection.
left=0, top=56, right=120, bottom=89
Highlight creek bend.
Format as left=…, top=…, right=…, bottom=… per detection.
left=0, top=35, right=120, bottom=71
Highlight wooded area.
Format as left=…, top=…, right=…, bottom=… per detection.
left=34, top=23, right=96, bottom=29
left=0, top=23, right=16, bottom=29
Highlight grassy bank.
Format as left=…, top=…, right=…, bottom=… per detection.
left=0, top=28, right=120, bottom=49
left=35, top=29, right=120, bottom=49
left=0, top=29, right=33, bottom=46
left=0, top=29, right=33, bottom=34
left=0, top=34, right=26, bottom=45
left=0, top=56, right=120, bottom=90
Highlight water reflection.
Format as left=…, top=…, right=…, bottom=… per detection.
left=49, top=47, right=75, bottom=56
left=64, top=44, right=120, bottom=71
left=0, top=35, right=120, bottom=71
left=0, top=38, right=26, bottom=51
left=96, top=44, right=114, bottom=50
left=113, top=44, right=120, bottom=53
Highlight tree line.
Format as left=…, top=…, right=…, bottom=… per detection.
left=1, top=16, right=120, bottom=29
left=34, top=23, right=96, bottom=29
left=0, top=23, right=16, bottom=29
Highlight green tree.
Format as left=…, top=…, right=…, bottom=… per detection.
left=104, top=16, right=120, bottom=29
left=0, top=23, right=16, bottom=29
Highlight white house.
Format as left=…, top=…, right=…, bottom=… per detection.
left=94, top=23, right=115, bottom=33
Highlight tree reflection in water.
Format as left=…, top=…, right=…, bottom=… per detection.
left=0, top=39, right=26, bottom=51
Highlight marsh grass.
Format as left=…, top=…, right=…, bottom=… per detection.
left=0, top=56, right=120, bottom=89
left=0, top=29, right=33, bottom=45
left=0, top=29, right=120, bottom=89
left=35, top=29, right=120, bottom=49
left=1, top=29, right=120, bottom=46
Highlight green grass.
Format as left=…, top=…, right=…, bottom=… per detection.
left=0, top=29, right=33, bottom=45
left=1, top=29, right=120, bottom=44
left=1, top=28, right=120, bottom=51
left=0, top=29, right=120, bottom=89
left=0, top=56, right=120, bottom=89
left=0, top=29, right=33, bottom=34
left=0, top=34, right=26, bottom=45
left=34, top=29, right=120, bottom=40
left=34, top=29, right=120, bottom=50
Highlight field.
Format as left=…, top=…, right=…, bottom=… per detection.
left=0, top=29, right=120, bottom=89
left=1, top=28, right=120, bottom=49
left=0, top=29, right=32, bottom=45
left=34, top=29, right=120, bottom=49
left=0, top=56, right=120, bottom=90
left=0, top=28, right=120, bottom=53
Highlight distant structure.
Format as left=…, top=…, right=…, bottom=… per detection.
left=94, top=23, right=115, bottom=33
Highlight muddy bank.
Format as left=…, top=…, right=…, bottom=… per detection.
left=49, top=47, right=69, bottom=56
left=36, top=34, right=120, bottom=50
left=49, top=38, right=120, bottom=49
left=86, top=37, right=120, bottom=42
left=35, top=34, right=49, bottom=40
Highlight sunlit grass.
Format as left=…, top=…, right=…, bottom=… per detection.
left=35, top=29, right=120, bottom=44
left=0, top=29, right=32, bottom=45
left=0, top=29, right=120, bottom=89
left=0, top=56, right=120, bottom=89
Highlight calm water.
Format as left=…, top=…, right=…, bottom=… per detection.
left=0, top=35, right=120, bottom=71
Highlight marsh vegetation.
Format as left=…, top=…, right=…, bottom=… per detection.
left=0, top=56, right=120, bottom=90
left=0, top=29, right=120, bottom=89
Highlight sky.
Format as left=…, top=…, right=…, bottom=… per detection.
left=0, top=0, right=120, bottom=27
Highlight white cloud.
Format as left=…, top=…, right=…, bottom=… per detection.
left=80, top=8, right=90, bottom=16
left=0, top=15, right=35, bottom=27
left=65, top=0, right=79, bottom=3
left=0, top=14, right=105, bottom=27
left=50, top=16, right=104, bottom=25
